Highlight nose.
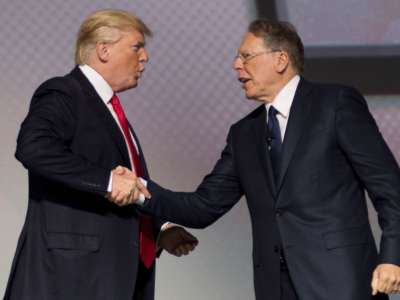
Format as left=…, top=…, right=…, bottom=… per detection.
left=138, top=49, right=149, bottom=72
left=140, top=49, right=149, bottom=63
left=233, top=56, right=243, bottom=70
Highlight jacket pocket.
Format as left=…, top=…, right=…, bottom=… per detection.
left=323, top=225, right=369, bottom=250
left=46, top=232, right=100, bottom=251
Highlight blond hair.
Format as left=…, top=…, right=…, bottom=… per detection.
left=75, top=9, right=152, bottom=65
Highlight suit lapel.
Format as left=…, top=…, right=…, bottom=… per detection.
left=250, top=106, right=277, bottom=197
left=68, top=67, right=132, bottom=169
left=276, top=78, right=314, bottom=194
left=128, top=123, right=150, bottom=179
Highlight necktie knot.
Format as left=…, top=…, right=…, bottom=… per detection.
left=110, top=94, right=119, bottom=105
left=267, top=106, right=281, bottom=141
left=268, top=105, right=279, bottom=118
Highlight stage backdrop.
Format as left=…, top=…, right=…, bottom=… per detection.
left=1, top=1, right=399, bottom=299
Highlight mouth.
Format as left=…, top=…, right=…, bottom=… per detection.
left=239, top=77, right=250, bottom=83
left=238, top=77, right=251, bottom=89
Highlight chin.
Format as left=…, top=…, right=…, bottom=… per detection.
left=245, top=90, right=255, bottom=99
left=117, top=85, right=135, bottom=93
left=123, top=81, right=138, bottom=92
left=245, top=92, right=264, bottom=103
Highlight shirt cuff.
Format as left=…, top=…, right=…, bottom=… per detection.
left=157, top=222, right=175, bottom=250
left=136, top=177, right=148, bottom=205
left=161, top=222, right=172, bottom=231
left=107, top=172, right=113, bottom=193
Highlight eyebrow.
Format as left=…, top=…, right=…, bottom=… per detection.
left=132, top=41, right=145, bottom=48
left=238, top=49, right=251, bottom=54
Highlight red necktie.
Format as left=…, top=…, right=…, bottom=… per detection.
left=110, top=94, right=156, bottom=268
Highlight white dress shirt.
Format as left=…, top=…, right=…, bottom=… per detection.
left=265, top=75, right=300, bottom=141
left=79, top=65, right=145, bottom=203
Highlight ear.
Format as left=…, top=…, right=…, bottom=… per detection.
left=95, top=42, right=110, bottom=63
left=275, top=51, right=290, bottom=73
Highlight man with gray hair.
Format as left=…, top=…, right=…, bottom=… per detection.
left=4, top=9, right=197, bottom=300
left=123, top=19, right=400, bottom=300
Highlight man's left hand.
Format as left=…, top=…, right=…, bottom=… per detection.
left=371, top=263, right=400, bottom=295
left=159, top=225, right=198, bottom=257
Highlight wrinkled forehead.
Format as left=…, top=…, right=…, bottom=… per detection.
left=238, top=32, right=268, bottom=52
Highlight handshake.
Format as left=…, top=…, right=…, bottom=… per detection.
left=106, top=166, right=199, bottom=257
left=106, top=166, right=150, bottom=206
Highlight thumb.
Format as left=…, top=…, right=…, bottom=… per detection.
left=114, top=166, right=125, bottom=175
left=181, top=230, right=199, bottom=244
left=371, top=269, right=379, bottom=295
left=137, top=180, right=151, bottom=198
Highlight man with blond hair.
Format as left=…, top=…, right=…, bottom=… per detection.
left=3, top=9, right=197, bottom=300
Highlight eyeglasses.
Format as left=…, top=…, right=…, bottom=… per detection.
left=235, top=49, right=281, bottom=64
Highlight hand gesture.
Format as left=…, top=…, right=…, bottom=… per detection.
left=159, top=225, right=199, bottom=257
left=107, top=166, right=150, bottom=206
left=371, top=263, right=400, bottom=295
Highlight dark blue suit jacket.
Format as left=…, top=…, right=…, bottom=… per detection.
left=143, top=78, right=400, bottom=300
left=4, top=67, right=161, bottom=300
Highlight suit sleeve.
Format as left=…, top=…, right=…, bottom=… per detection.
left=336, top=87, right=400, bottom=265
left=15, top=91, right=110, bottom=196
left=142, top=128, right=244, bottom=229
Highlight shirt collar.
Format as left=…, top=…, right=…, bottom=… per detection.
left=79, top=64, right=114, bottom=104
left=265, top=75, right=300, bottom=118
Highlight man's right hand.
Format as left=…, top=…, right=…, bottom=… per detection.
left=106, top=166, right=150, bottom=206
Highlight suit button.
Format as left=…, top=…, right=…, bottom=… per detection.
left=274, top=246, right=280, bottom=253
left=276, top=209, right=283, bottom=216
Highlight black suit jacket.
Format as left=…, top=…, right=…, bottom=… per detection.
left=4, top=67, right=161, bottom=300
left=143, top=78, right=400, bottom=300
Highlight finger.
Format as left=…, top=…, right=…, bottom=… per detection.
left=110, top=190, right=119, bottom=201
left=179, top=241, right=195, bottom=252
left=179, top=245, right=190, bottom=256
left=385, top=285, right=395, bottom=295
left=174, top=248, right=183, bottom=257
left=377, top=277, right=389, bottom=295
left=123, top=188, right=135, bottom=205
left=137, top=180, right=151, bottom=199
left=120, top=194, right=130, bottom=206
left=382, top=283, right=391, bottom=295
left=126, top=182, right=137, bottom=204
left=132, top=188, right=140, bottom=204
left=189, top=242, right=197, bottom=250
left=384, top=279, right=395, bottom=294
left=109, top=190, right=120, bottom=203
left=183, top=243, right=195, bottom=252
left=181, top=231, right=199, bottom=244
left=392, top=276, right=400, bottom=293
left=385, top=277, right=398, bottom=294
left=383, top=274, right=398, bottom=294
left=116, top=192, right=127, bottom=206
left=123, top=167, right=136, bottom=179
left=371, top=270, right=379, bottom=295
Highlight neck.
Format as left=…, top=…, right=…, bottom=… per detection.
left=260, top=71, right=298, bottom=103
left=86, top=61, right=117, bottom=92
